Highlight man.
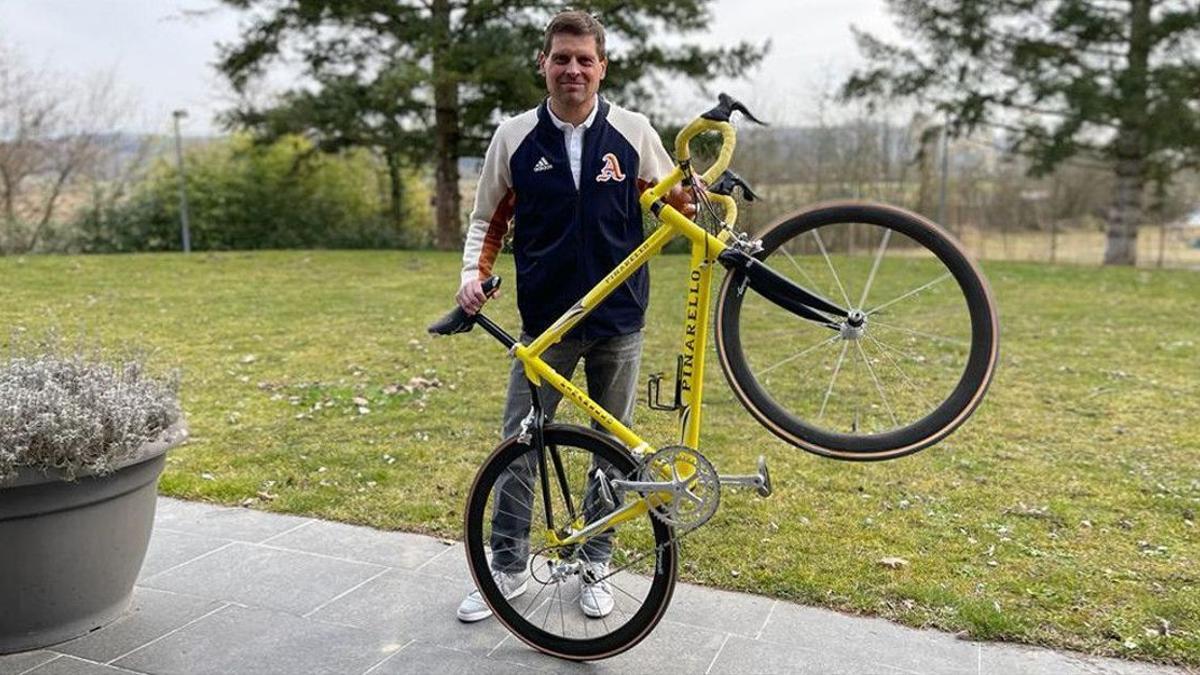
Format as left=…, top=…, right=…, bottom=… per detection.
left=455, top=10, right=695, bottom=623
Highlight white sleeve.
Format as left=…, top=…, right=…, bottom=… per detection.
left=460, top=130, right=515, bottom=285
left=638, top=116, right=676, bottom=186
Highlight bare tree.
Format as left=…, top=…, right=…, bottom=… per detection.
left=0, top=41, right=135, bottom=254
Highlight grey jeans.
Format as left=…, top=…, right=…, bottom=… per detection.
left=489, top=330, right=643, bottom=573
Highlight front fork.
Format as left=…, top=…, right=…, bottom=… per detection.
left=518, top=382, right=578, bottom=545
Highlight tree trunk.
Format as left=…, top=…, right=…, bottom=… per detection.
left=1103, top=0, right=1151, bottom=266
left=0, top=168, right=16, bottom=254
left=385, top=150, right=405, bottom=232
left=431, top=0, right=462, bottom=251
left=1104, top=157, right=1144, bottom=265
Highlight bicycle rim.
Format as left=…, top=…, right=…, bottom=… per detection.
left=717, top=202, right=998, bottom=459
left=463, top=425, right=677, bottom=660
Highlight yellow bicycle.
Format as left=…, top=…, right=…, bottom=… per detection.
left=430, top=94, right=999, bottom=661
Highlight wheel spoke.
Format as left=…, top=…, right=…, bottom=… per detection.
left=579, top=548, right=613, bottom=634
left=558, top=580, right=566, bottom=636
left=503, top=459, right=538, bottom=500
left=865, top=334, right=933, bottom=413
left=811, top=228, right=854, bottom=310
left=855, top=340, right=898, bottom=427
left=865, top=272, right=952, bottom=317
left=864, top=333, right=924, bottom=363
left=523, top=572, right=553, bottom=617
left=487, top=517, right=537, bottom=541
left=858, top=228, right=892, bottom=309
left=818, top=340, right=850, bottom=421
left=778, top=245, right=822, bottom=292
left=870, top=319, right=970, bottom=349
left=755, top=333, right=841, bottom=377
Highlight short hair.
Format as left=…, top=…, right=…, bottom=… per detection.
left=542, top=10, right=606, bottom=60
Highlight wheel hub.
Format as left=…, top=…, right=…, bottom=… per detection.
left=840, top=310, right=867, bottom=340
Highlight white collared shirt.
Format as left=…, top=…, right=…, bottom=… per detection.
left=547, top=96, right=599, bottom=189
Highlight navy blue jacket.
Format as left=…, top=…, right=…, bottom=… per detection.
left=461, top=97, right=674, bottom=339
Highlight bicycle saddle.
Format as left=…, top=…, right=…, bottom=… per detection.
left=428, top=276, right=501, bottom=336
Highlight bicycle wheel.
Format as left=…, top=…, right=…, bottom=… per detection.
left=463, top=424, right=677, bottom=661
left=716, top=202, right=998, bottom=460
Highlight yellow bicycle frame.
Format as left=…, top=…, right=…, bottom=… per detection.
left=510, top=117, right=742, bottom=543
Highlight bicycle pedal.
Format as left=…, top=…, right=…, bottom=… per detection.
left=756, top=455, right=772, bottom=498
left=717, top=455, right=773, bottom=498
left=595, top=469, right=616, bottom=510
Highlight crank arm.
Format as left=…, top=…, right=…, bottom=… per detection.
left=594, top=470, right=687, bottom=512
left=610, top=478, right=687, bottom=494
left=556, top=499, right=648, bottom=547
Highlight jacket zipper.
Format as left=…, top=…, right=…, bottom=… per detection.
left=576, top=124, right=588, bottom=340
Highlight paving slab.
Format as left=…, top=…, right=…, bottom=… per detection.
left=593, top=619, right=727, bottom=674
left=661, top=582, right=777, bottom=638
left=53, top=588, right=223, bottom=663
left=261, top=519, right=452, bottom=570
left=152, top=498, right=309, bottom=543
left=758, top=600, right=981, bottom=675
left=139, top=541, right=385, bottom=615
left=410, top=541, right=473, bottom=582
left=0, top=649, right=58, bottom=675
left=138, top=529, right=230, bottom=578
left=365, top=642, right=528, bottom=675
left=110, top=605, right=396, bottom=675
left=21, top=656, right=133, bottom=675
left=709, top=634, right=911, bottom=675
left=308, top=569, right=513, bottom=656
left=485, top=616, right=729, bottom=673
left=979, top=642, right=1192, bottom=675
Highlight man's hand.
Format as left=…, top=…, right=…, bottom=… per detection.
left=654, top=178, right=706, bottom=219
left=456, top=278, right=489, bottom=315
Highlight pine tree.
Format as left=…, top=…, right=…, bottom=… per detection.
left=843, top=0, right=1200, bottom=265
left=216, top=1, right=765, bottom=250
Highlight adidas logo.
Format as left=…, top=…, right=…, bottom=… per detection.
left=534, top=157, right=553, bottom=172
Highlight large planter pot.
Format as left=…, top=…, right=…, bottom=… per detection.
left=0, top=421, right=188, bottom=654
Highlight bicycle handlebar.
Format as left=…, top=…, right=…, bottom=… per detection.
left=674, top=93, right=766, bottom=185
left=428, top=276, right=502, bottom=336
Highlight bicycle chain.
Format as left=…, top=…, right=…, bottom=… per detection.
left=530, top=512, right=700, bottom=587
left=590, top=449, right=725, bottom=584
left=582, top=519, right=698, bottom=587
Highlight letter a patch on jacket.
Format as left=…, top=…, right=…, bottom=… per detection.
left=596, top=153, right=626, bottom=183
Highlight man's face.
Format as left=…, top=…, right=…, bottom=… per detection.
left=538, top=33, right=607, bottom=108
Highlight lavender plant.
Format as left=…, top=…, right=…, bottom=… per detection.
left=0, top=337, right=182, bottom=482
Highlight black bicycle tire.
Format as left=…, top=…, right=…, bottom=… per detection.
left=716, top=201, right=999, bottom=460
left=463, top=424, right=678, bottom=661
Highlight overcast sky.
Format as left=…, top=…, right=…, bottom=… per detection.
left=0, top=0, right=901, bottom=136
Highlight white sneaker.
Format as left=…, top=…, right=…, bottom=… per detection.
left=457, top=569, right=528, bottom=623
left=579, top=563, right=614, bottom=618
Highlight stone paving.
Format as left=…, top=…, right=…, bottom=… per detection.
left=1, top=498, right=1193, bottom=675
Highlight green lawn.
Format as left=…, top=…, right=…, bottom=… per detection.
left=1, top=250, right=1197, bottom=666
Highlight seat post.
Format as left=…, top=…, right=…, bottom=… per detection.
left=473, top=312, right=517, bottom=350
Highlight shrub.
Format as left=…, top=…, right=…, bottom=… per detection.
left=0, top=337, right=182, bottom=481
left=74, top=134, right=433, bottom=252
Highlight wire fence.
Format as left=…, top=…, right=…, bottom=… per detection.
left=734, top=183, right=1200, bottom=270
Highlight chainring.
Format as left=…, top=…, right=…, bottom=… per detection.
left=638, top=445, right=720, bottom=531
